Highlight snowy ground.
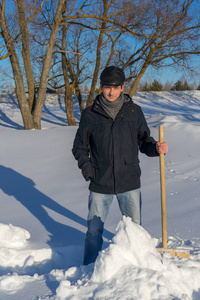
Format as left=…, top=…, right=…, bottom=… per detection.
left=0, top=91, right=200, bottom=299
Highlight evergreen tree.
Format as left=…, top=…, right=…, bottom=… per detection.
left=171, top=80, right=182, bottom=91
left=150, top=80, right=163, bottom=91
left=142, top=82, right=150, bottom=91
left=171, top=80, right=191, bottom=91
left=182, top=80, right=191, bottom=90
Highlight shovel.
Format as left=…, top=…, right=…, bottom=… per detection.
left=156, top=125, right=190, bottom=259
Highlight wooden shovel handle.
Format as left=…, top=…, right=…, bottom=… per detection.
left=159, top=125, right=168, bottom=248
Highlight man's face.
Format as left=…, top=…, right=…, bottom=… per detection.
left=100, top=83, right=124, bottom=102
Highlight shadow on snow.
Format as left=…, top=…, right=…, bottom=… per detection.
left=0, top=165, right=113, bottom=262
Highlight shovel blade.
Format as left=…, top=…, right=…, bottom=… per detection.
left=157, top=247, right=190, bottom=259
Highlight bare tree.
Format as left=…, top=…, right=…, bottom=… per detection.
left=72, top=0, right=200, bottom=99
left=17, top=0, right=35, bottom=111
left=61, top=0, right=76, bottom=125
left=64, top=0, right=128, bottom=107
left=1, top=0, right=200, bottom=128
left=49, top=0, right=89, bottom=123
left=0, top=0, right=66, bottom=129
left=0, top=0, right=35, bottom=129
left=121, top=0, right=200, bottom=96
left=85, top=0, right=109, bottom=107
left=27, top=0, right=66, bottom=129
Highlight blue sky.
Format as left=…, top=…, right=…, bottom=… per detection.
left=1, top=51, right=200, bottom=91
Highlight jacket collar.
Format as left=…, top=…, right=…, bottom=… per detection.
left=94, top=93, right=131, bottom=105
left=92, top=93, right=132, bottom=115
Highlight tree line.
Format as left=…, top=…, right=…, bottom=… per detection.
left=0, top=0, right=200, bottom=129
left=140, top=79, right=200, bottom=91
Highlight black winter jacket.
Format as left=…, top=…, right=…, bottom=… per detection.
left=72, top=94, right=159, bottom=194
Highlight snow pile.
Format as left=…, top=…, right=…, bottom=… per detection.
left=0, top=222, right=68, bottom=296
left=0, top=224, right=40, bottom=295
left=0, top=223, right=30, bottom=248
left=92, top=217, right=162, bottom=282
left=0, top=274, right=36, bottom=295
left=0, top=223, right=55, bottom=274
left=55, top=216, right=200, bottom=299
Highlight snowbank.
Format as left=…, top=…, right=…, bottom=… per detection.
left=92, top=217, right=163, bottom=282
left=55, top=217, right=200, bottom=300
left=0, top=223, right=30, bottom=248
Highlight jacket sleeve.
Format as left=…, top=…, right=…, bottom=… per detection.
left=72, top=111, right=94, bottom=181
left=137, top=106, right=159, bottom=157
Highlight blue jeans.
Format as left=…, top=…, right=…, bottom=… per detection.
left=83, top=189, right=141, bottom=265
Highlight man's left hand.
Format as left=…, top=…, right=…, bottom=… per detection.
left=156, top=142, right=168, bottom=154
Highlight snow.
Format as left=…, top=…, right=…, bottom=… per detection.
left=0, top=91, right=200, bottom=299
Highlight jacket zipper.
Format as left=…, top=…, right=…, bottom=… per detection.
left=111, top=120, right=116, bottom=193
left=115, top=106, right=134, bottom=120
left=112, top=106, right=134, bottom=193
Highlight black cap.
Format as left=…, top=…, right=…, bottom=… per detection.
left=100, top=66, right=125, bottom=86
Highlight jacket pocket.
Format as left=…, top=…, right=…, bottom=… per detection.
left=91, top=160, right=111, bottom=187
left=124, top=159, right=141, bottom=177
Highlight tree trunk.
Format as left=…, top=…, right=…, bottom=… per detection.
left=65, top=57, right=84, bottom=114
left=32, top=0, right=66, bottom=129
left=62, top=51, right=76, bottom=125
left=0, top=1, right=34, bottom=129
left=129, top=63, right=149, bottom=97
left=86, top=0, right=108, bottom=107
left=75, top=85, right=84, bottom=114
left=61, top=0, right=76, bottom=125
left=63, top=78, right=76, bottom=125
left=17, top=0, right=35, bottom=111
left=86, top=30, right=104, bottom=107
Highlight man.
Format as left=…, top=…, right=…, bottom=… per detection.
left=72, top=66, right=168, bottom=265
